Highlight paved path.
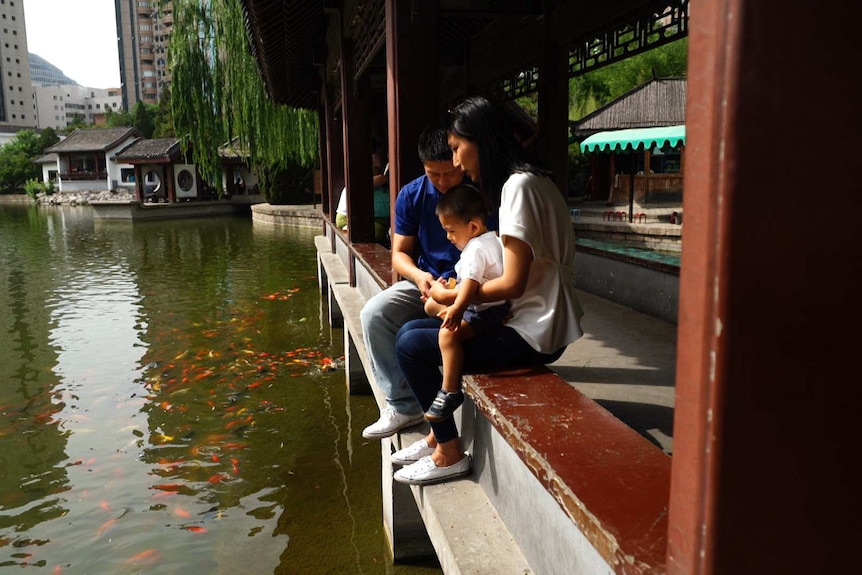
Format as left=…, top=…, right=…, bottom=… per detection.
left=548, top=289, right=677, bottom=453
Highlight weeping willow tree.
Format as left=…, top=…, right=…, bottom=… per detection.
left=167, top=0, right=318, bottom=197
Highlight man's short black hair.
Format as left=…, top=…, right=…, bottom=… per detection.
left=436, top=184, right=488, bottom=223
left=417, top=126, right=453, bottom=163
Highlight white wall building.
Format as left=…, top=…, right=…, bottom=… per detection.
left=33, top=84, right=123, bottom=130
left=41, top=127, right=139, bottom=192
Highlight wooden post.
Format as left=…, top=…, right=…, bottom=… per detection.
left=385, top=0, right=440, bottom=283
left=537, top=11, right=570, bottom=195
left=668, top=1, right=862, bottom=573
left=340, top=35, right=375, bottom=245
left=324, top=80, right=344, bottom=225
left=316, top=103, right=329, bottom=212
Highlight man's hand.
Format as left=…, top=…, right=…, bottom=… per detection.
left=415, top=271, right=437, bottom=301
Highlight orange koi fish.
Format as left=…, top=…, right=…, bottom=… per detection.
left=193, top=370, right=215, bottom=381
left=124, top=549, right=160, bottom=565
left=97, top=518, right=117, bottom=536
left=184, top=525, right=207, bottom=533
left=225, top=415, right=253, bottom=430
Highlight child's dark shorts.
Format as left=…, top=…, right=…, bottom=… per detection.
left=463, top=302, right=511, bottom=335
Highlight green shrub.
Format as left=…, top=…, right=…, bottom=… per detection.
left=23, top=179, right=55, bottom=199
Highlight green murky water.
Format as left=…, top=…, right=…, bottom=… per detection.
left=0, top=203, right=439, bottom=574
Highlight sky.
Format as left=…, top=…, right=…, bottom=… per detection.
left=23, top=0, right=121, bottom=89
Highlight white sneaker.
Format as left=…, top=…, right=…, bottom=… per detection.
left=390, top=438, right=435, bottom=466
left=362, top=406, right=425, bottom=439
left=393, top=453, right=472, bottom=485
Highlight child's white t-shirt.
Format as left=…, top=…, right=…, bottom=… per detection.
left=455, top=230, right=505, bottom=313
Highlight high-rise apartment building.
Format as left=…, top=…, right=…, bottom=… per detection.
left=115, top=0, right=173, bottom=111
left=0, top=0, right=35, bottom=127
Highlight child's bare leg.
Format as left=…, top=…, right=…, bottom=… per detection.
left=439, top=321, right=475, bottom=394
left=425, top=321, right=475, bottom=422
left=424, top=297, right=446, bottom=318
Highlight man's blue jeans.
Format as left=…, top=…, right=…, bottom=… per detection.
left=360, top=280, right=427, bottom=416
left=395, top=318, right=566, bottom=444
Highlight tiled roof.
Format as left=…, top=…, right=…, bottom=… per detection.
left=570, top=77, right=687, bottom=140
left=116, top=138, right=182, bottom=161
left=45, top=127, right=139, bottom=153
left=218, top=137, right=249, bottom=160
left=33, top=152, right=59, bottom=164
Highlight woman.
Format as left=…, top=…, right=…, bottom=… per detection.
left=391, top=96, right=585, bottom=485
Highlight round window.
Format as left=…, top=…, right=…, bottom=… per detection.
left=144, top=170, right=162, bottom=195
left=177, top=169, right=194, bottom=192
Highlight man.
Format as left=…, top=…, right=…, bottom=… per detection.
left=360, top=126, right=470, bottom=439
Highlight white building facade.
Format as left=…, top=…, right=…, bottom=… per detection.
left=33, top=85, right=124, bottom=130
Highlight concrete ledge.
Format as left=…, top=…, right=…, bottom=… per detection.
left=251, top=203, right=323, bottom=228
left=573, top=218, right=682, bottom=253
left=0, top=194, right=32, bottom=203
left=575, top=249, right=679, bottom=325
left=91, top=199, right=244, bottom=221
left=394, top=430, right=533, bottom=575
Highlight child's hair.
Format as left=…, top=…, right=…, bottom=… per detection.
left=417, top=125, right=453, bottom=163
left=436, top=184, right=488, bottom=224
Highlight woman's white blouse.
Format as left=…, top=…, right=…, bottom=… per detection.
left=498, top=171, right=584, bottom=353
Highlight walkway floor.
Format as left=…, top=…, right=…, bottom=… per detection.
left=549, top=289, right=677, bottom=454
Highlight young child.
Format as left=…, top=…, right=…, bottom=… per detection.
left=423, top=184, right=509, bottom=422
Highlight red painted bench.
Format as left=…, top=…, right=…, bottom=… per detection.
left=464, top=366, right=671, bottom=574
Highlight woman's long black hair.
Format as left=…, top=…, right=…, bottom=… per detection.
left=447, top=96, right=550, bottom=210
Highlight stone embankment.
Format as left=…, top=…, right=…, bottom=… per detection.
left=36, top=190, right=135, bottom=206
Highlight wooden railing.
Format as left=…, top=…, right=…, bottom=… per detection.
left=59, top=171, right=108, bottom=182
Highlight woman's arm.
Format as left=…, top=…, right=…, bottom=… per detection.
left=474, top=236, right=532, bottom=303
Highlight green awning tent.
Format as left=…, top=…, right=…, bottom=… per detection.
left=579, top=124, right=686, bottom=153
left=578, top=125, right=686, bottom=222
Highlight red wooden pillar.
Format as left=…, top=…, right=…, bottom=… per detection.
left=323, top=79, right=344, bottom=225
left=134, top=165, right=143, bottom=202
left=164, top=165, right=175, bottom=203
left=537, top=12, right=570, bottom=196
left=667, top=1, right=862, bottom=573
left=385, top=0, right=440, bottom=283
left=316, top=102, right=330, bottom=215
left=340, top=35, right=375, bottom=245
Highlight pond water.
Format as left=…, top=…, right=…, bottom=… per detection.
left=0, top=204, right=439, bottom=574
